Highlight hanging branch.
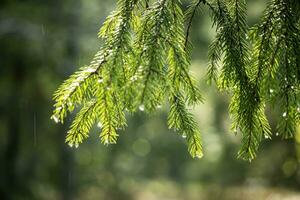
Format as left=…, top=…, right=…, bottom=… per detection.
left=52, top=0, right=300, bottom=161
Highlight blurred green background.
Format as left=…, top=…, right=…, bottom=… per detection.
left=1, top=0, right=300, bottom=199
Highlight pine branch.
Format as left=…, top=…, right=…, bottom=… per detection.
left=168, top=92, right=203, bottom=158
left=184, top=0, right=202, bottom=50
left=52, top=0, right=299, bottom=161
left=66, top=99, right=99, bottom=147
left=51, top=58, right=106, bottom=123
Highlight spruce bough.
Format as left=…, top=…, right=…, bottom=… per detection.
left=52, top=0, right=300, bottom=161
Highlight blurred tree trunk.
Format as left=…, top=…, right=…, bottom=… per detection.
left=53, top=0, right=82, bottom=199
left=2, top=65, right=23, bottom=199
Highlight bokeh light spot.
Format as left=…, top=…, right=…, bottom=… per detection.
left=132, top=138, right=151, bottom=157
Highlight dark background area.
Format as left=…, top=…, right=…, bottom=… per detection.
left=0, top=0, right=299, bottom=199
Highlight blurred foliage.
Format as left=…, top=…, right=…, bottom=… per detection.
left=0, top=0, right=299, bottom=200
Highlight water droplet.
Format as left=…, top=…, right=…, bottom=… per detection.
left=269, top=89, right=274, bottom=93
left=98, top=78, right=103, bottom=83
left=139, top=105, right=145, bottom=111
left=75, top=144, right=79, bottom=148
left=52, top=115, right=60, bottom=123
left=68, top=143, right=73, bottom=148
left=276, top=132, right=279, bottom=136
left=297, top=107, right=300, bottom=113
left=195, top=152, right=203, bottom=158
left=264, top=135, right=270, bottom=139
left=138, top=66, right=143, bottom=72
left=130, top=76, right=138, bottom=82
left=104, top=139, right=109, bottom=145
left=97, top=122, right=103, bottom=128
left=157, top=105, right=162, bottom=109
left=282, top=112, right=287, bottom=117
left=182, top=133, right=187, bottom=138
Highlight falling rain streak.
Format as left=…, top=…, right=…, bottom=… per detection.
left=33, top=113, right=37, bottom=146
